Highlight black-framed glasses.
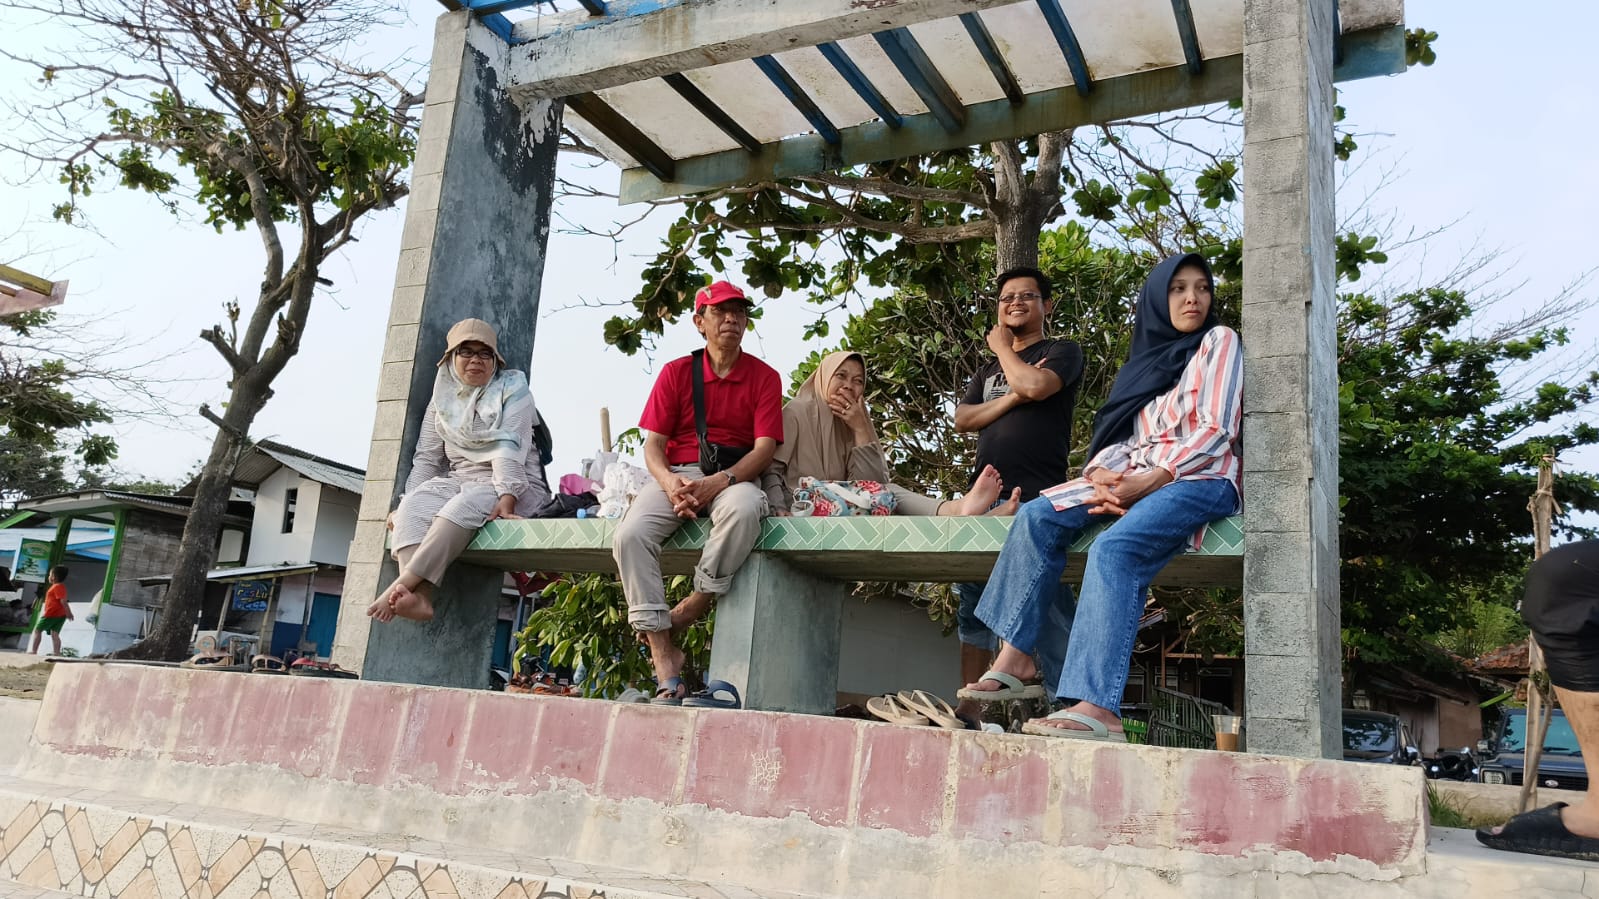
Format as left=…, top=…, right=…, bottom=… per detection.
left=455, top=348, right=496, bottom=361
left=997, top=291, right=1044, bottom=303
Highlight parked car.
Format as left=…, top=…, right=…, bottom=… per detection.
left=1477, top=707, right=1586, bottom=791
left=1341, top=710, right=1422, bottom=765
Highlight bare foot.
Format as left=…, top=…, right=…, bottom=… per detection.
left=387, top=582, right=435, bottom=622
left=1027, top=701, right=1122, bottom=735
left=366, top=586, right=399, bottom=623
left=961, top=643, right=1038, bottom=696
left=955, top=464, right=1003, bottom=515
left=986, top=487, right=1022, bottom=517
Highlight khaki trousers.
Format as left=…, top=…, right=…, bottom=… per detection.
left=394, top=519, right=476, bottom=586
left=613, top=464, right=767, bottom=632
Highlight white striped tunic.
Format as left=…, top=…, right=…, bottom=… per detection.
left=1041, top=326, right=1243, bottom=550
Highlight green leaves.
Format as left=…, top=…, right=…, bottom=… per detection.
left=1070, top=179, right=1122, bottom=222
left=520, top=573, right=709, bottom=698
left=1125, top=171, right=1174, bottom=213
left=1335, top=232, right=1388, bottom=282
left=1405, top=28, right=1440, bottom=67
left=1193, top=161, right=1237, bottom=209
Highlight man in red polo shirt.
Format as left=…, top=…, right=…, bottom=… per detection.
left=613, top=280, right=783, bottom=705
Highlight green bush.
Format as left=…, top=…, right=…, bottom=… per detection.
left=519, top=572, right=713, bottom=698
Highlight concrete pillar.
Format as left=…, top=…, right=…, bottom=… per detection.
left=331, top=11, right=561, bottom=688
left=710, top=555, right=845, bottom=714
left=1239, top=0, right=1341, bottom=757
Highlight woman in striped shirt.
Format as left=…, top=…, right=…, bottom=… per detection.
left=957, top=252, right=1243, bottom=741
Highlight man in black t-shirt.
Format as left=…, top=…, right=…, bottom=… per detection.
left=952, top=266, right=1083, bottom=719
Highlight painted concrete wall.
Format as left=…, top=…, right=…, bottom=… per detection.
left=838, top=597, right=961, bottom=699
left=309, top=487, right=358, bottom=566
left=23, top=664, right=1432, bottom=899
left=247, top=469, right=314, bottom=565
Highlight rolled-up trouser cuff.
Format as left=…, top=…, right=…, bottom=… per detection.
left=693, top=566, right=735, bottom=595
left=629, top=607, right=672, bottom=633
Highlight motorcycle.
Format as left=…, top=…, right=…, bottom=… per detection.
left=1425, top=746, right=1479, bottom=781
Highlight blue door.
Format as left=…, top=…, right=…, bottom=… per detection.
left=305, top=593, right=340, bottom=659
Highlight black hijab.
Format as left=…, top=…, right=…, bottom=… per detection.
left=1085, top=252, right=1218, bottom=461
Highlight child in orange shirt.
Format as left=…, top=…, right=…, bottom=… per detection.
left=31, top=566, right=73, bottom=655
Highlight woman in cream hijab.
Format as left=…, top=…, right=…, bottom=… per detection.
left=368, top=318, right=553, bottom=622
left=762, top=350, right=1015, bottom=516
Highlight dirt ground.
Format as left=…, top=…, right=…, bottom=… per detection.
left=0, top=659, right=53, bottom=700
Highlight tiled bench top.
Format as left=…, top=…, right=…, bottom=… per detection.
left=460, top=514, right=1243, bottom=587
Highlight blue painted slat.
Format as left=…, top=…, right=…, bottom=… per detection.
left=663, top=73, right=762, bottom=153
left=1169, top=0, right=1203, bottom=75
left=618, top=24, right=1407, bottom=204
left=752, top=55, right=842, bottom=146
left=464, top=0, right=548, bottom=14
left=576, top=0, right=608, bottom=14
left=1036, top=0, right=1093, bottom=96
left=817, top=42, right=903, bottom=129
left=960, top=13, right=1025, bottom=105
left=565, top=92, right=677, bottom=182
left=478, top=12, right=514, bottom=41
left=873, top=28, right=966, bottom=132
left=1330, top=0, right=1344, bottom=66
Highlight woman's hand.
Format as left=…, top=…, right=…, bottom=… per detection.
left=1090, top=468, right=1173, bottom=515
left=385, top=511, right=395, bottom=531
left=487, top=494, right=523, bottom=521
left=827, top=393, right=874, bottom=442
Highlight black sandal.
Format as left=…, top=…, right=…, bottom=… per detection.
left=1477, top=802, right=1599, bottom=861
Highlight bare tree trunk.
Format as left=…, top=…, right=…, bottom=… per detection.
left=989, top=132, right=1068, bottom=272
left=110, top=387, right=268, bottom=659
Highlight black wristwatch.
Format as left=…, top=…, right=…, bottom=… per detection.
left=723, top=470, right=737, bottom=486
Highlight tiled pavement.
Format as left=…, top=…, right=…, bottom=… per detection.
left=0, top=777, right=814, bottom=899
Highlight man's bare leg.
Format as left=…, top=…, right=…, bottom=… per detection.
left=50, top=632, right=63, bottom=655
left=1485, top=685, right=1599, bottom=839
left=644, top=629, right=686, bottom=700
left=670, top=591, right=715, bottom=632
left=28, top=631, right=40, bottom=655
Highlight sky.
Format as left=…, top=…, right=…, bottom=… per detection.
left=1, top=0, right=1596, bottom=510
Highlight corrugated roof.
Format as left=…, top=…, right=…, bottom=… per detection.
left=193, top=439, right=367, bottom=496
left=15, top=490, right=252, bottom=527
left=137, top=562, right=322, bottom=587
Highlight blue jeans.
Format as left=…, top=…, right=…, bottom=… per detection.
left=955, top=579, right=1074, bottom=698
left=975, top=478, right=1239, bottom=712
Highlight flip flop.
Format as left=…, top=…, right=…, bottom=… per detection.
left=1477, top=803, right=1599, bottom=861
left=651, top=676, right=686, bottom=706
left=1022, top=710, right=1127, bottom=742
left=683, top=680, right=742, bottom=709
left=955, top=670, right=1046, bottom=702
left=896, top=690, right=973, bottom=730
left=867, top=694, right=930, bottom=726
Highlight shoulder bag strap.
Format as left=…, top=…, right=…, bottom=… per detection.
left=691, top=349, right=708, bottom=441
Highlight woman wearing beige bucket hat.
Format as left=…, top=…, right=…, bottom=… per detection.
left=368, top=318, right=552, bottom=623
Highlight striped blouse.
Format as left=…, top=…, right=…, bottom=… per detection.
left=1041, top=326, right=1243, bottom=550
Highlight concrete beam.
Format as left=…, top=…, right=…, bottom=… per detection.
left=1240, top=0, right=1345, bottom=758
left=507, top=0, right=1032, bottom=99
left=333, top=10, right=561, bottom=687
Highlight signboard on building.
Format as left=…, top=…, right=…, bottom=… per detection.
left=230, top=579, right=272, bottom=612
left=13, top=539, right=52, bottom=583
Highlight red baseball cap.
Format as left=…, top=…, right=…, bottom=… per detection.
left=693, top=281, right=750, bottom=312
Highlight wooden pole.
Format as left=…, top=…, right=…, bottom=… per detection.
left=600, top=406, right=613, bottom=453
left=1519, top=455, right=1559, bottom=814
